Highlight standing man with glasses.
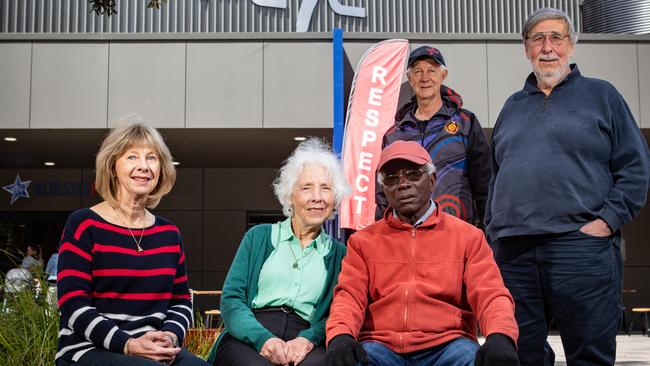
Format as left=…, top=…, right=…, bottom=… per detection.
left=375, top=46, right=491, bottom=229
left=325, top=141, right=519, bottom=366
left=486, top=7, right=649, bottom=366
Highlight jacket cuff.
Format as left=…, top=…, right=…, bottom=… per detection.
left=485, top=332, right=517, bottom=350
left=597, top=206, right=623, bottom=233
left=160, top=324, right=184, bottom=344
left=325, top=326, right=355, bottom=346
left=110, top=329, right=132, bottom=354
left=297, top=328, right=322, bottom=346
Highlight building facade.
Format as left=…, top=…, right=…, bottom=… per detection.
left=1, top=0, right=649, bottom=310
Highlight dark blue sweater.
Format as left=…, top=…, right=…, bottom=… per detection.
left=486, top=65, right=649, bottom=241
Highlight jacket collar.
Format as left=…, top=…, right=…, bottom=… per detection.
left=523, top=63, right=580, bottom=93
left=394, top=85, right=464, bottom=126
left=276, top=217, right=330, bottom=254
left=383, top=200, right=441, bottom=230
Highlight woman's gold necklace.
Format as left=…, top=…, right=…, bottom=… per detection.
left=115, top=207, right=145, bottom=253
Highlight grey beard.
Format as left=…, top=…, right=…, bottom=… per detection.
left=534, top=67, right=570, bottom=90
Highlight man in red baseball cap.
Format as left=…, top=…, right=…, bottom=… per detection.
left=325, top=141, right=519, bottom=366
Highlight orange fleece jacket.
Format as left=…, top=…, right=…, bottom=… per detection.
left=326, top=207, right=518, bottom=353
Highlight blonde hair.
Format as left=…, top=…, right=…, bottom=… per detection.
left=95, top=121, right=176, bottom=209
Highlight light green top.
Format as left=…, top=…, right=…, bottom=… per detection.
left=251, top=217, right=331, bottom=321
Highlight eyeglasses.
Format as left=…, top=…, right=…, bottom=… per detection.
left=526, top=32, right=569, bottom=46
left=382, top=169, right=426, bottom=186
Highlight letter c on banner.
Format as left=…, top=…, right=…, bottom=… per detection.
left=355, top=174, right=369, bottom=192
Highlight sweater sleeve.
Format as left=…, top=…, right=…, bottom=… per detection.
left=57, top=213, right=131, bottom=354
left=220, top=230, right=275, bottom=352
left=484, top=113, right=503, bottom=244
left=463, top=229, right=518, bottom=344
left=596, top=90, right=650, bottom=232
left=466, top=112, right=492, bottom=228
left=325, top=235, right=370, bottom=345
left=161, top=236, right=193, bottom=343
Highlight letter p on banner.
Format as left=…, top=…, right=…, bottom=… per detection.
left=339, top=39, right=409, bottom=230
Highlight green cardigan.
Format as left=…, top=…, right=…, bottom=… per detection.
left=207, top=224, right=347, bottom=363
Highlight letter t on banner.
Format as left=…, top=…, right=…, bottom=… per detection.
left=339, top=39, right=409, bottom=230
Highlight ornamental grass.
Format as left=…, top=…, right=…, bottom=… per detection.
left=0, top=272, right=59, bottom=366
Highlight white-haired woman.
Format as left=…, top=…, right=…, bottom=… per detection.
left=56, top=122, right=209, bottom=366
left=208, top=138, right=351, bottom=366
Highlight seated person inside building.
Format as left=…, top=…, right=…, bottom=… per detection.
left=324, top=141, right=519, bottom=366
left=208, top=138, right=351, bottom=366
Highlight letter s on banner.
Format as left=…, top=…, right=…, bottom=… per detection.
left=339, top=39, right=409, bottom=230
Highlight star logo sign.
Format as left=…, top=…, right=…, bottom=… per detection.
left=3, top=174, right=31, bottom=205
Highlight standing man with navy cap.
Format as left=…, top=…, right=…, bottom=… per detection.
left=375, top=46, right=492, bottom=229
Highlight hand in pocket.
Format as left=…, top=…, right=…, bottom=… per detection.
left=579, top=218, right=612, bottom=237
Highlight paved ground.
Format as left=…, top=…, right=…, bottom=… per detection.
left=548, top=334, right=650, bottom=365
left=479, top=334, right=650, bottom=365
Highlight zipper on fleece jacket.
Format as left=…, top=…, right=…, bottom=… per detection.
left=418, top=121, right=426, bottom=146
left=401, top=226, right=417, bottom=352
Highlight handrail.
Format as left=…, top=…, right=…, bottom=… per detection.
left=191, top=290, right=222, bottom=295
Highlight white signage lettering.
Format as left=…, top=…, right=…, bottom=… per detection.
left=252, top=0, right=366, bottom=32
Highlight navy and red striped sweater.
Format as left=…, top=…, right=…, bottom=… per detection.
left=56, top=208, right=192, bottom=362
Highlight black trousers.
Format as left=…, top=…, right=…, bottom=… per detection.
left=56, top=348, right=209, bottom=366
left=213, top=308, right=326, bottom=366
left=494, top=230, right=622, bottom=366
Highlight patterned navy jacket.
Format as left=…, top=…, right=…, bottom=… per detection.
left=375, top=85, right=491, bottom=227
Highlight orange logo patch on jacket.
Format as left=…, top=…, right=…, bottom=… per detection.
left=445, top=121, right=459, bottom=134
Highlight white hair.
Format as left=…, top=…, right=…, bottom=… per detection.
left=377, top=162, right=436, bottom=186
left=273, top=138, right=351, bottom=218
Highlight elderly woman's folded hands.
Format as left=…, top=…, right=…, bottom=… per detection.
left=260, top=336, right=315, bottom=366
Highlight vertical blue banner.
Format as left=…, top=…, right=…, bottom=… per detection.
left=332, top=28, right=344, bottom=157
left=327, top=28, right=345, bottom=241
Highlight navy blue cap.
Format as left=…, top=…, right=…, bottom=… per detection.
left=407, top=46, right=446, bottom=68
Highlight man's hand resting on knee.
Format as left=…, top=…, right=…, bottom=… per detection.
left=475, top=333, right=519, bottom=366
left=324, top=334, right=368, bottom=366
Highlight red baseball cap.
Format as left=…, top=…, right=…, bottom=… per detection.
left=377, top=141, right=432, bottom=172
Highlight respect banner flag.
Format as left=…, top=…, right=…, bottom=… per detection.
left=339, top=39, right=409, bottom=230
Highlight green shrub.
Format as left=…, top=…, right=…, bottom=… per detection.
left=0, top=277, right=59, bottom=366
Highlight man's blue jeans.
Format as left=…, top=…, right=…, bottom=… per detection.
left=360, top=337, right=479, bottom=366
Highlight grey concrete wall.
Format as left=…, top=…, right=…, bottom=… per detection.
left=1, top=35, right=649, bottom=129
left=0, top=40, right=333, bottom=129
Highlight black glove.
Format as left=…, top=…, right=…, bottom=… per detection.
left=475, top=333, right=519, bottom=366
left=324, top=334, right=369, bottom=366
